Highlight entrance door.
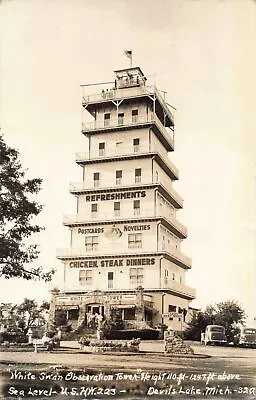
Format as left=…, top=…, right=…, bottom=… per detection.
left=92, top=306, right=100, bottom=314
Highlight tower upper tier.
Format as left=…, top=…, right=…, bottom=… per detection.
left=82, top=67, right=175, bottom=137
left=82, top=67, right=174, bottom=151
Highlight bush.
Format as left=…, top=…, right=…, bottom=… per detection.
left=104, top=329, right=159, bottom=340
left=78, top=337, right=91, bottom=346
left=78, top=337, right=141, bottom=352
left=0, top=331, right=27, bottom=344
left=101, top=308, right=124, bottom=338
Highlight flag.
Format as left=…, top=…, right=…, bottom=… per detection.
left=124, top=50, right=132, bottom=60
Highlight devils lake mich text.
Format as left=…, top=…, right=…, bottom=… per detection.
left=6, top=369, right=256, bottom=398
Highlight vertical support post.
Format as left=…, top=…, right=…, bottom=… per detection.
left=77, top=304, right=86, bottom=327
left=135, top=286, right=145, bottom=323
left=48, top=288, right=60, bottom=331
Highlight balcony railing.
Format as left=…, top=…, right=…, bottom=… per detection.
left=57, top=248, right=191, bottom=269
left=82, top=85, right=174, bottom=124
left=63, top=210, right=187, bottom=238
left=81, top=113, right=174, bottom=149
left=163, top=279, right=195, bottom=298
left=69, top=180, right=183, bottom=208
left=82, top=113, right=155, bottom=131
left=76, top=143, right=178, bottom=179
left=164, top=248, right=192, bottom=269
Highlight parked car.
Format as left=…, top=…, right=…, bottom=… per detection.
left=233, top=327, right=256, bottom=348
left=201, top=325, right=227, bottom=346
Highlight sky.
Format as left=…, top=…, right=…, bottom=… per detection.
left=0, top=0, right=255, bottom=324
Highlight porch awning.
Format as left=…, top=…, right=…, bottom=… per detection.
left=112, top=304, right=135, bottom=309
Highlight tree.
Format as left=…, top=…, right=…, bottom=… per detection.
left=185, top=300, right=246, bottom=342
left=0, top=298, right=50, bottom=342
left=54, top=310, right=68, bottom=327
left=0, top=135, right=54, bottom=280
left=184, top=310, right=214, bottom=341
left=101, top=307, right=124, bottom=338
left=12, top=298, right=50, bottom=334
left=213, top=300, right=246, bottom=342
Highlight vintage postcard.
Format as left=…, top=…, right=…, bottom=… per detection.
left=0, top=0, right=255, bottom=399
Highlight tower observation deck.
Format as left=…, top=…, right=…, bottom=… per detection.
left=51, top=66, right=195, bottom=332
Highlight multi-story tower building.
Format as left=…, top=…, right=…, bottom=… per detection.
left=52, top=66, right=195, bottom=331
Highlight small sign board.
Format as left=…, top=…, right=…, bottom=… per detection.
left=162, top=312, right=183, bottom=318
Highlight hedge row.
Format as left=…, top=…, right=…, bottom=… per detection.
left=104, top=329, right=160, bottom=340
left=0, top=332, right=27, bottom=344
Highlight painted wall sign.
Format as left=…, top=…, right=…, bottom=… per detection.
left=85, top=190, right=146, bottom=202
left=69, top=257, right=156, bottom=268
left=77, top=224, right=151, bottom=235
left=123, top=224, right=150, bottom=231
left=78, top=227, right=104, bottom=234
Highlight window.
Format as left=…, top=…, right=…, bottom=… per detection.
left=114, top=202, right=120, bottom=216
left=168, top=304, right=176, bottom=312
left=133, top=200, right=140, bottom=216
left=172, top=272, right=175, bottom=281
left=99, top=142, right=105, bottom=157
left=132, top=109, right=138, bottom=123
left=116, top=141, right=122, bottom=150
left=124, top=308, right=135, bottom=320
left=93, top=172, right=100, bottom=187
left=162, top=235, right=166, bottom=250
left=108, top=272, right=114, bottom=289
left=79, top=270, right=92, bottom=285
left=130, top=268, right=143, bottom=285
left=104, top=113, right=110, bottom=127
left=91, top=203, right=98, bottom=218
left=135, top=168, right=141, bottom=183
left=133, top=138, right=140, bottom=152
left=116, top=170, right=122, bottom=185
left=164, top=269, right=168, bottom=285
left=118, top=113, right=124, bottom=125
left=128, top=233, right=142, bottom=248
left=85, top=236, right=98, bottom=251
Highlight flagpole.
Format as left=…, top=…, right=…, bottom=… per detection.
left=124, top=50, right=133, bottom=68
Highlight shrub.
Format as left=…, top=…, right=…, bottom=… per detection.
left=78, top=337, right=91, bottom=346
left=104, top=329, right=159, bottom=340
left=101, top=308, right=124, bottom=338
left=0, top=331, right=27, bottom=344
left=78, top=338, right=141, bottom=352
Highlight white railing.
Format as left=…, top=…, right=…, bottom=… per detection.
left=76, top=144, right=178, bottom=178
left=81, top=112, right=174, bottom=149
left=56, top=248, right=191, bottom=268
left=63, top=210, right=187, bottom=237
left=70, top=179, right=148, bottom=191
left=82, top=85, right=174, bottom=123
left=82, top=113, right=154, bottom=131
left=159, top=182, right=183, bottom=207
left=159, top=214, right=187, bottom=236
left=69, top=180, right=183, bottom=208
left=163, top=279, right=195, bottom=298
left=165, top=248, right=192, bottom=268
